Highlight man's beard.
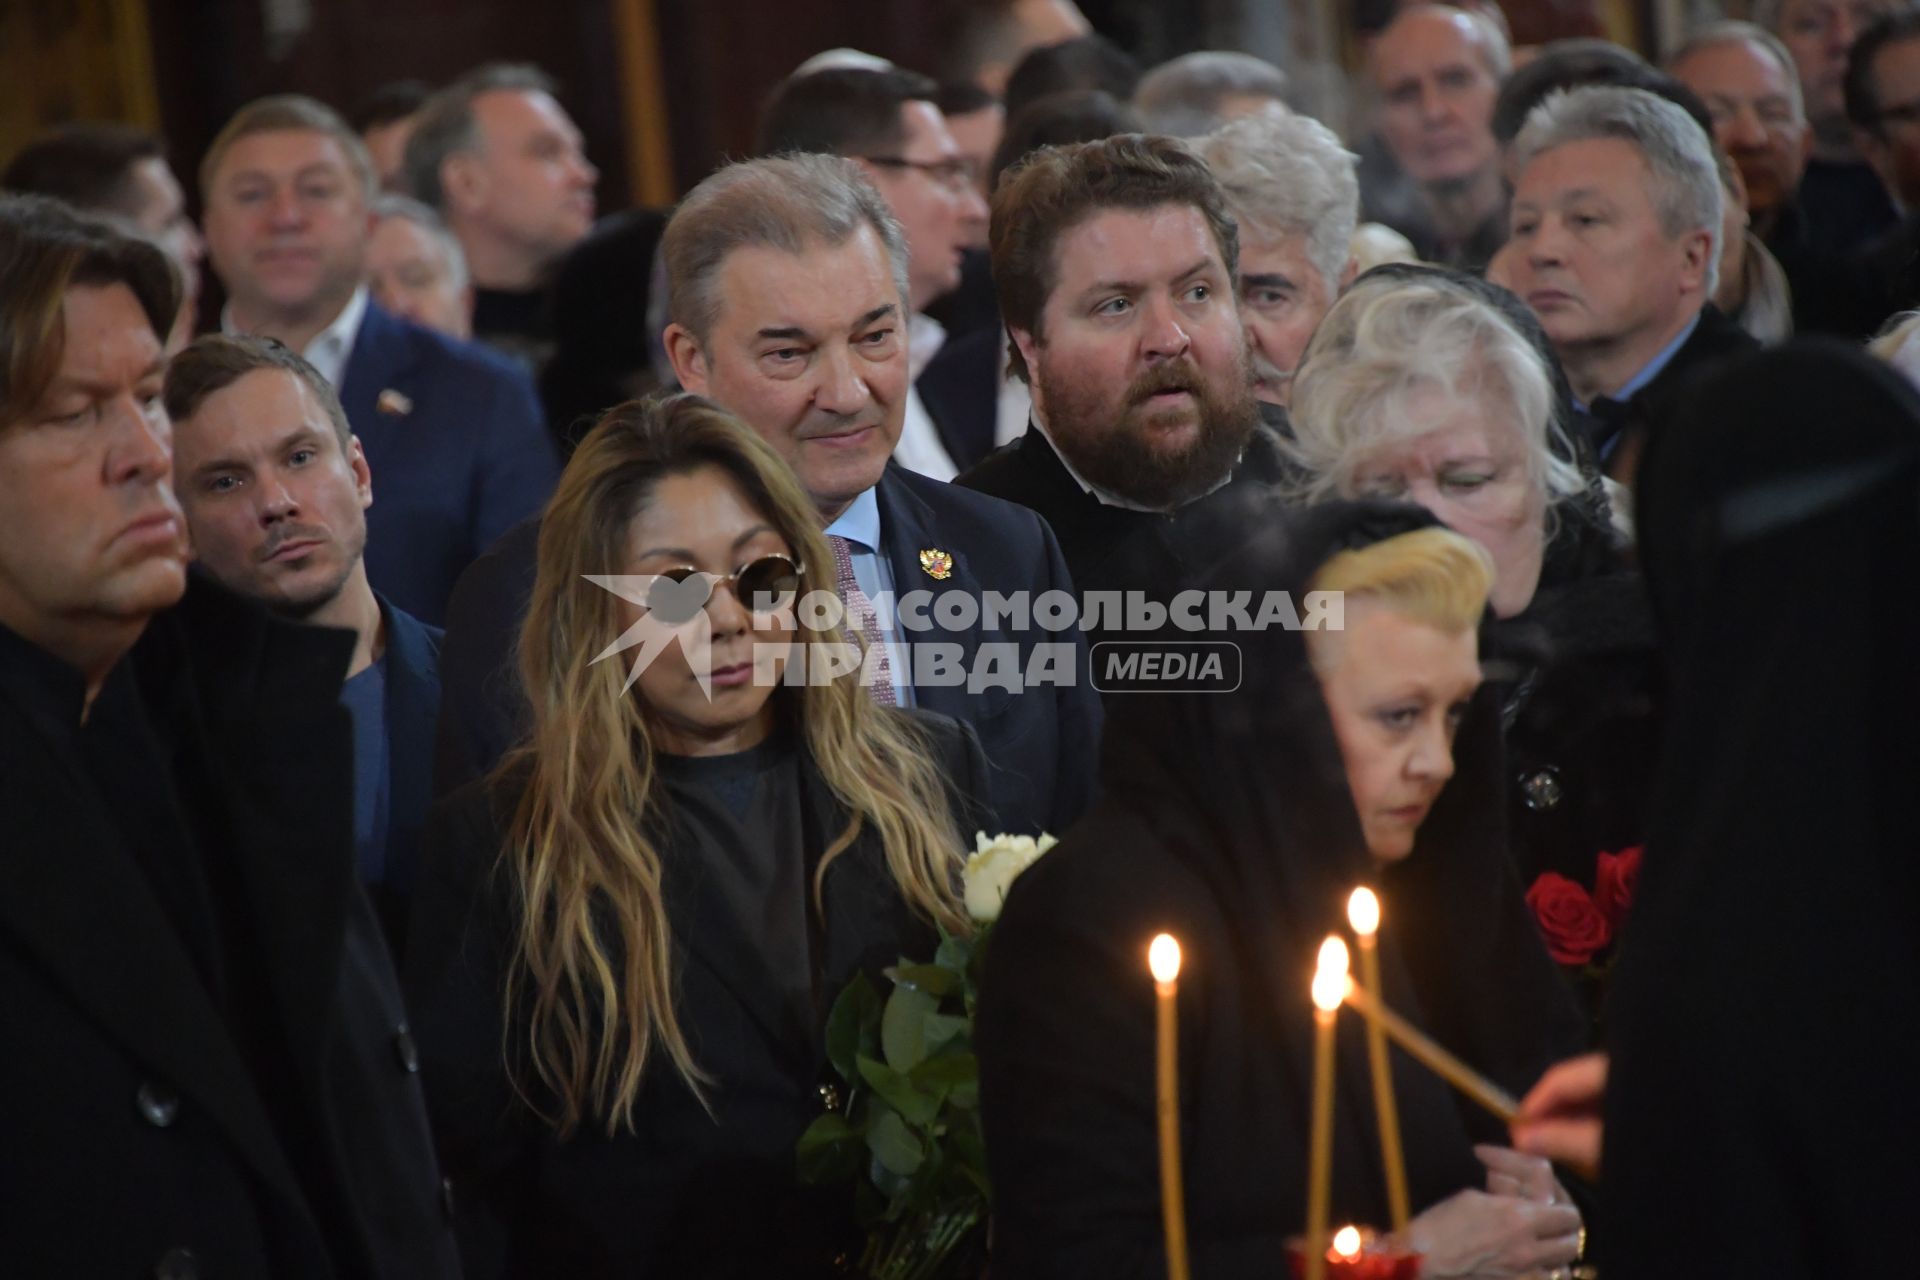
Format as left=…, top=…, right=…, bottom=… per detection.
left=1036, top=348, right=1259, bottom=510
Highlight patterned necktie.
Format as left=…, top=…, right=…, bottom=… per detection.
left=827, top=534, right=897, bottom=707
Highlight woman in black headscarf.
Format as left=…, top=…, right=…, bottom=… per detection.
left=977, top=497, right=1588, bottom=1278
left=1592, top=340, right=1920, bottom=1276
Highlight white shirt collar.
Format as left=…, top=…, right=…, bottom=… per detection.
left=220, top=285, right=369, bottom=390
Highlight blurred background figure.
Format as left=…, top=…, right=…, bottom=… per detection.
left=404, top=64, right=600, bottom=369
left=1366, top=4, right=1513, bottom=270
left=352, top=79, right=433, bottom=192
left=2, top=122, right=205, bottom=350
left=1133, top=49, right=1290, bottom=135
left=368, top=194, right=474, bottom=340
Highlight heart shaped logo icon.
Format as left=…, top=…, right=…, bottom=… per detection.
left=648, top=574, right=712, bottom=626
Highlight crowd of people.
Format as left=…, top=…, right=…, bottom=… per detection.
left=4, top=1, right=1920, bottom=1277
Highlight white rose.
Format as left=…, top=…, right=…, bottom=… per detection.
left=962, top=830, right=1059, bottom=922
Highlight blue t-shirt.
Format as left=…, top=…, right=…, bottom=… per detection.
left=339, top=655, right=391, bottom=886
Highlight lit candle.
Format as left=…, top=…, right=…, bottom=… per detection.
left=1306, top=936, right=1350, bottom=1280
left=1148, top=934, right=1191, bottom=1280
left=1346, top=888, right=1409, bottom=1232
left=1332, top=1226, right=1363, bottom=1261
left=1342, top=983, right=1519, bottom=1122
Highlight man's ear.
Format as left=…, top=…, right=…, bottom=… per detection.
left=664, top=323, right=710, bottom=394
left=441, top=150, right=487, bottom=217
left=348, top=434, right=373, bottom=510
left=1337, top=254, right=1359, bottom=293
left=1679, top=227, right=1715, bottom=294
left=1009, top=325, right=1043, bottom=416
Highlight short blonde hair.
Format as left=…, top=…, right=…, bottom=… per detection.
left=201, top=95, right=377, bottom=199
left=1309, top=526, right=1495, bottom=637
left=1288, top=272, right=1585, bottom=509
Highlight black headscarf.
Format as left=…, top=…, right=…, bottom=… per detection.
left=1605, top=340, right=1920, bottom=1276
left=1097, top=493, right=1587, bottom=1220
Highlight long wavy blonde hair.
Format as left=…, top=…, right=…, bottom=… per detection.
left=502, top=393, right=970, bottom=1137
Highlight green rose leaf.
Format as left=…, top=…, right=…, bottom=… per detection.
left=881, top=982, right=940, bottom=1071
left=795, top=1112, right=863, bottom=1185
left=826, top=972, right=883, bottom=1081
left=920, top=1012, right=969, bottom=1055
left=867, top=1107, right=926, bottom=1177
left=909, top=1049, right=978, bottom=1094
left=890, top=963, right=961, bottom=998
left=857, top=1053, right=941, bottom=1126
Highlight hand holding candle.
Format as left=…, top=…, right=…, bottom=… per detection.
left=1306, top=936, right=1350, bottom=1280
left=1347, top=888, right=1410, bottom=1232
left=1149, top=934, right=1191, bottom=1280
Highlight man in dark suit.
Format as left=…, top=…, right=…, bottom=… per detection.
left=201, top=93, right=558, bottom=625
left=437, top=153, right=1100, bottom=838
left=165, top=335, right=443, bottom=953
left=1507, top=85, right=1759, bottom=486
left=0, top=196, right=458, bottom=1278
left=956, top=134, right=1280, bottom=605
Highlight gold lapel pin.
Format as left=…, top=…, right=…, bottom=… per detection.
left=918, top=548, right=954, bottom=580
left=376, top=388, right=413, bottom=416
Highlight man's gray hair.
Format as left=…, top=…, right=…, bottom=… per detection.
left=1513, top=85, right=1725, bottom=297
left=403, top=63, right=558, bottom=210
left=662, top=152, right=910, bottom=342
left=1288, top=271, right=1586, bottom=511
left=370, top=193, right=470, bottom=290
left=1134, top=51, right=1289, bottom=136
left=1666, top=20, right=1805, bottom=121
left=1195, top=105, right=1357, bottom=297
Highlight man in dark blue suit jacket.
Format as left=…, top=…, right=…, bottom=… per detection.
left=339, top=300, right=557, bottom=626
left=199, top=93, right=557, bottom=627
left=436, top=153, right=1101, bottom=838
left=164, top=335, right=447, bottom=953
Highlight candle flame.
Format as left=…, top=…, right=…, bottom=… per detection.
left=1347, top=887, right=1380, bottom=936
left=1332, top=1225, right=1362, bottom=1259
left=1312, top=935, right=1350, bottom=1011
left=1149, top=933, right=1182, bottom=983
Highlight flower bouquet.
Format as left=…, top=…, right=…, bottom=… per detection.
left=1525, top=845, right=1641, bottom=1039
left=797, top=832, right=1056, bottom=1280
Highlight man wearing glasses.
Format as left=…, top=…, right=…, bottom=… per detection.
left=759, top=66, right=993, bottom=479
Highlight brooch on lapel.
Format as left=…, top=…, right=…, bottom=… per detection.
left=918, top=548, right=954, bottom=580
left=376, top=388, right=413, bottom=416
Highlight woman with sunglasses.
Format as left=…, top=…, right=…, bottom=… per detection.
left=403, top=393, right=988, bottom=1278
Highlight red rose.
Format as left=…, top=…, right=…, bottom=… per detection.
left=1525, top=873, right=1612, bottom=966
left=1593, top=846, right=1643, bottom=933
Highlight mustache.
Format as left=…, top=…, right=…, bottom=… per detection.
left=1248, top=352, right=1294, bottom=387
left=258, top=523, right=330, bottom=562
left=1126, top=360, right=1203, bottom=405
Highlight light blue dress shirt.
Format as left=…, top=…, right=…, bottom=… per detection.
left=822, top=486, right=913, bottom=706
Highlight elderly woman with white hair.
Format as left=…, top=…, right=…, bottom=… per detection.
left=1288, top=265, right=1660, bottom=936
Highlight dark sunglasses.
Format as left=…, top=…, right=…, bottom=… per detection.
left=645, top=553, right=804, bottom=621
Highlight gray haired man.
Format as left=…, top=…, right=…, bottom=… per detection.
left=1507, top=85, right=1757, bottom=484
left=1196, top=106, right=1359, bottom=407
